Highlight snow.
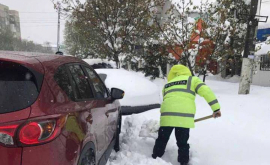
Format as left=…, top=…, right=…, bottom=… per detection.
left=95, top=69, right=161, bottom=106
left=258, top=23, right=270, bottom=30
left=83, top=59, right=117, bottom=68
left=139, top=119, right=159, bottom=139
left=244, top=0, right=251, bottom=5
left=107, top=79, right=270, bottom=165
left=256, top=37, right=270, bottom=56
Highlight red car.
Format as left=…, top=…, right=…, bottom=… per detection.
left=0, top=51, right=124, bottom=165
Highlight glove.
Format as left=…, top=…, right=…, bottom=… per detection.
left=213, top=110, right=221, bottom=118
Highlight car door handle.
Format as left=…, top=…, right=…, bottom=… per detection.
left=105, top=108, right=118, bottom=117
left=86, top=114, right=93, bottom=124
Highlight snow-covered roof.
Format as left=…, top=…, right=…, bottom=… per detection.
left=258, top=23, right=270, bottom=30
left=256, top=37, right=270, bottom=55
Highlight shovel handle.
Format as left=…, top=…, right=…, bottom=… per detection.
left=195, top=115, right=213, bottom=122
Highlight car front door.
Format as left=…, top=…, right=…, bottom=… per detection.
left=83, top=66, right=118, bottom=147
left=66, top=64, right=108, bottom=158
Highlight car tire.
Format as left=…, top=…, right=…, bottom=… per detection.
left=80, top=148, right=96, bottom=165
left=114, top=114, right=121, bottom=152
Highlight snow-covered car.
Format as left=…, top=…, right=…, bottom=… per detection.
left=95, top=69, right=161, bottom=115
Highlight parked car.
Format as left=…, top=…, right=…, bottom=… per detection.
left=0, top=51, right=124, bottom=165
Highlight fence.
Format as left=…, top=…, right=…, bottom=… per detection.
left=260, top=55, right=270, bottom=71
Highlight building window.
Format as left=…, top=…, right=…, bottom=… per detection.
left=260, top=55, right=270, bottom=71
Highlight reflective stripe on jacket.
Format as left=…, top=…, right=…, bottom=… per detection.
left=160, top=65, right=220, bottom=128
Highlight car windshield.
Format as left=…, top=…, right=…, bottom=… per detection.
left=0, top=61, right=39, bottom=114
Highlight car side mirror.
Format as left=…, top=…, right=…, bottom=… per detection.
left=111, top=88, right=125, bottom=100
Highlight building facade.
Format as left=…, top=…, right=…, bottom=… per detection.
left=0, top=3, right=21, bottom=39
left=252, top=40, right=270, bottom=87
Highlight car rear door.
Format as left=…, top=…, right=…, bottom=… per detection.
left=0, top=59, right=43, bottom=165
left=82, top=66, right=118, bottom=146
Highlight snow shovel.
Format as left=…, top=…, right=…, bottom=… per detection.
left=195, top=115, right=213, bottom=122
left=139, top=115, right=214, bottom=139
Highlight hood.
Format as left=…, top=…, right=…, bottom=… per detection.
left=167, top=65, right=192, bottom=81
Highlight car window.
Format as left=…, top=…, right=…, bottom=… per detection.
left=0, top=61, right=39, bottom=114
left=54, top=65, right=75, bottom=101
left=68, top=65, right=94, bottom=100
left=84, top=67, right=108, bottom=99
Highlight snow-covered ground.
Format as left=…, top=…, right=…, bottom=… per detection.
left=107, top=78, right=270, bottom=165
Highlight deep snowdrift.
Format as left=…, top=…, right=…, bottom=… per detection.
left=96, top=69, right=161, bottom=106
left=107, top=79, right=270, bottom=165
left=83, top=59, right=117, bottom=68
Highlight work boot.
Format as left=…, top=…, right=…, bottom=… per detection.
left=152, top=154, right=157, bottom=159
left=180, top=162, right=189, bottom=165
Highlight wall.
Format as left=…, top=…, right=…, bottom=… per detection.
left=9, top=10, right=21, bottom=39
left=0, top=3, right=21, bottom=39
left=252, top=70, right=270, bottom=87
left=252, top=55, right=270, bottom=87
left=0, top=3, right=9, bottom=28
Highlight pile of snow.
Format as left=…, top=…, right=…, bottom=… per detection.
left=139, top=120, right=159, bottom=139
left=83, top=59, right=117, bottom=68
left=256, top=37, right=270, bottom=56
left=95, top=69, right=161, bottom=106
left=258, top=23, right=270, bottom=30
left=107, top=79, right=270, bottom=165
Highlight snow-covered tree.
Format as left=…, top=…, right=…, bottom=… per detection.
left=199, top=0, right=249, bottom=78
left=155, top=0, right=249, bottom=79
left=61, top=0, right=163, bottom=68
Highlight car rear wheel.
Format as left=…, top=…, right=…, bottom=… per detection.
left=81, top=148, right=96, bottom=165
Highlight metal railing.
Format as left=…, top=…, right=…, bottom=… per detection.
left=260, top=55, right=270, bottom=71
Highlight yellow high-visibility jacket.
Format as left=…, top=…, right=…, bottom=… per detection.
left=160, top=65, right=220, bottom=128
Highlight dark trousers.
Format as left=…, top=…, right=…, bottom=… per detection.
left=152, top=127, right=190, bottom=164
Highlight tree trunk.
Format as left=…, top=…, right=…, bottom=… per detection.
left=127, top=61, right=131, bottom=71
left=203, top=70, right=207, bottom=82
left=186, top=58, right=195, bottom=76
left=114, top=54, right=120, bottom=69
left=166, top=63, right=171, bottom=76
left=221, top=58, right=227, bottom=78
left=238, top=58, right=254, bottom=94
left=158, top=66, right=163, bottom=78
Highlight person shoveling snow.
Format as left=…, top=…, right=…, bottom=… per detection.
left=149, top=65, right=221, bottom=165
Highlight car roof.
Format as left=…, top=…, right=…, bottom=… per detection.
left=0, top=51, right=86, bottom=73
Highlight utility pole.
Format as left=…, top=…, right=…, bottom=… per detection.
left=57, top=2, right=61, bottom=52
left=238, top=0, right=259, bottom=94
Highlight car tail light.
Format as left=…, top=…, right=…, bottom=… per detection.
left=0, top=116, right=67, bottom=147
left=19, top=120, right=56, bottom=145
